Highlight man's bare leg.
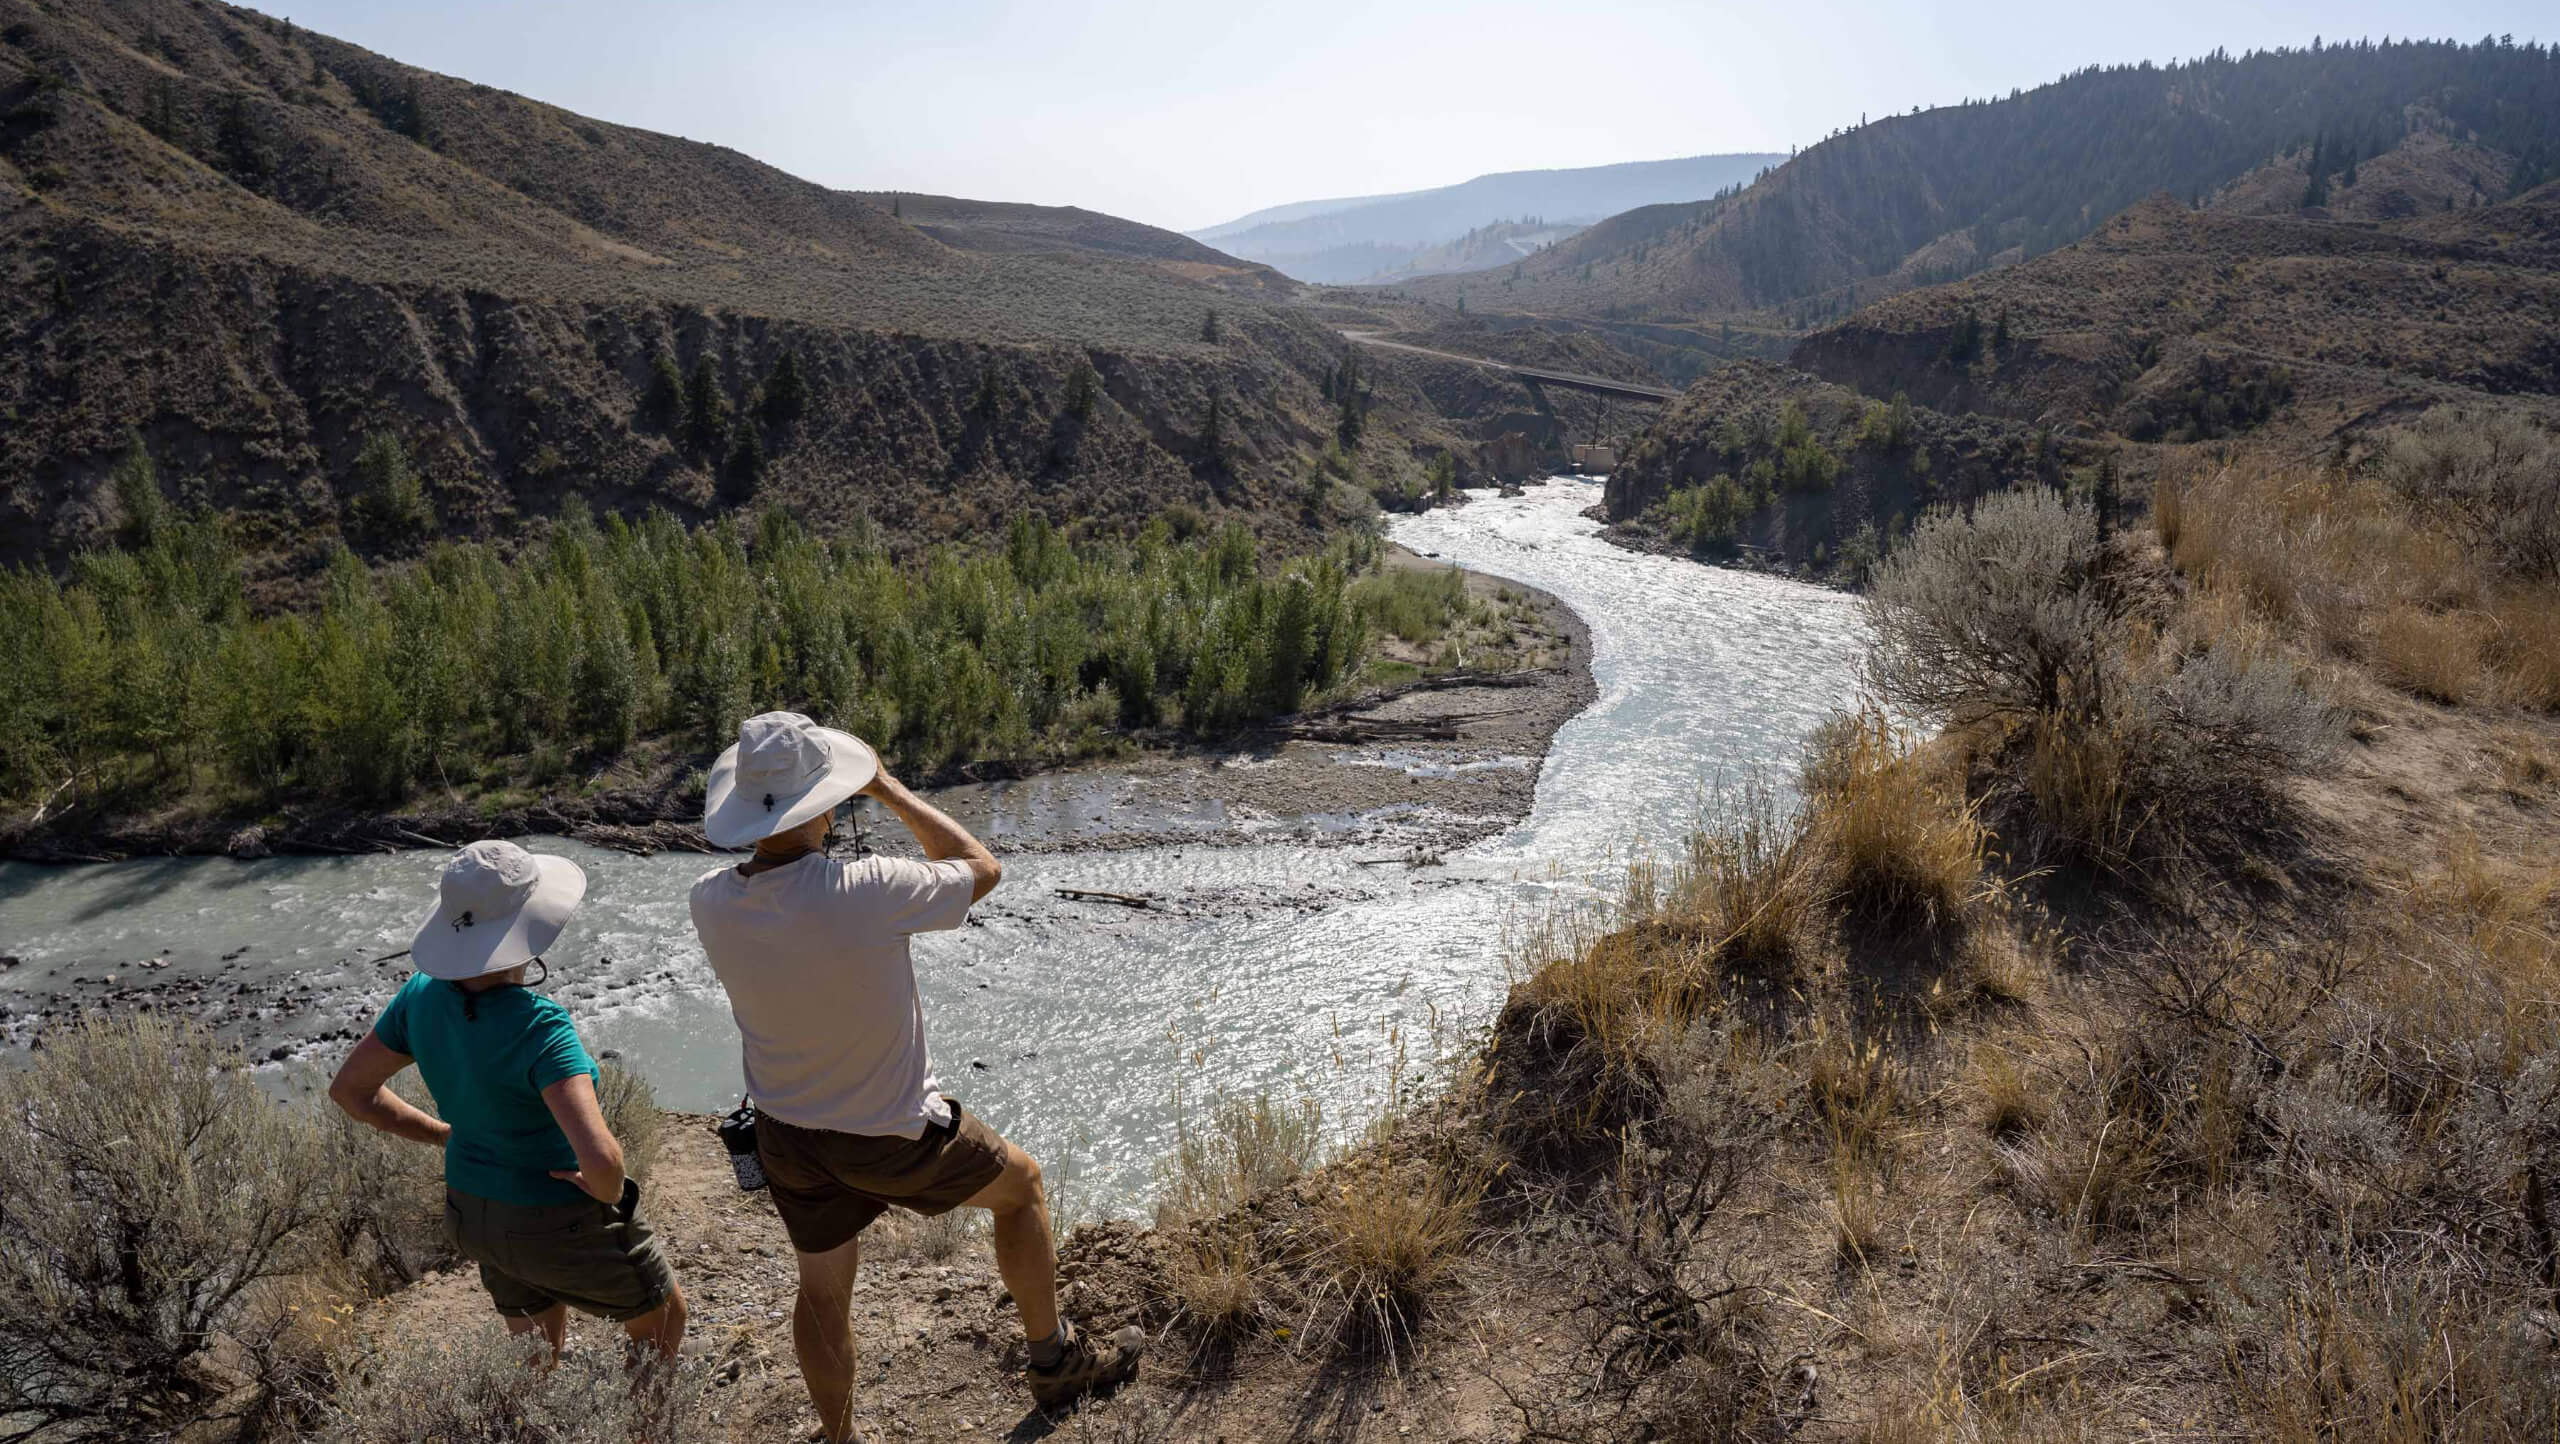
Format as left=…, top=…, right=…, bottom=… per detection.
left=962, top=1141, right=1060, bottom=1343
left=791, top=1238, right=864, bottom=1444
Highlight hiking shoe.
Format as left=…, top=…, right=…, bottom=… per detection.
left=1027, top=1323, right=1145, bottom=1409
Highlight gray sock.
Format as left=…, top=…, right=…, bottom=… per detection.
left=1027, top=1323, right=1071, bottom=1369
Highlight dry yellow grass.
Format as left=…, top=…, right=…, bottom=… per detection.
left=1312, top=1152, right=1479, bottom=1348
left=1507, top=781, right=1822, bottom=1087
left=2161, top=458, right=2560, bottom=711
left=1967, top=1043, right=2042, bottom=1138
left=1666, top=779, right=1825, bottom=969
left=2369, top=602, right=2486, bottom=703
left=1161, top=1228, right=1265, bottom=1340
left=2492, top=728, right=2558, bottom=793
left=2486, top=585, right=2560, bottom=709
left=1806, top=710, right=1986, bottom=931
left=2022, top=711, right=2140, bottom=865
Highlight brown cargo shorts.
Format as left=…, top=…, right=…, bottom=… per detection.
left=442, top=1178, right=676, bottom=1322
left=756, top=1099, right=1011, bottom=1255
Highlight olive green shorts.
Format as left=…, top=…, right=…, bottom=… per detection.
left=756, top=1100, right=1011, bottom=1255
left=442, top=1180, right=675, bottom=1322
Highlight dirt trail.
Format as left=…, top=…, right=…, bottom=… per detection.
left=370, top=1115, right=1527, bottom=1443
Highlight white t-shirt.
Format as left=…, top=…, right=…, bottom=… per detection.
left=687, top=854, right=977, bottom=1139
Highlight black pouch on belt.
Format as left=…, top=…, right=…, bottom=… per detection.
left=718, top=1102, right=765, bottom=1192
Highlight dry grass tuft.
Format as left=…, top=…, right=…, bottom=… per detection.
left=1156, top=1089, right=1324, bottom=1227
left=309, top=1323, right=709, bottom=1442
left=1805, top=709, right=1986, bottom=933
left=2021, top=710, right=2143, bottom=868
left=1664, top=777, right=1825, bottom=972
left=1806, top=1029, right=1904, bottom=1265
left=1968, top=1043, right=2043, bottom=1139
left=1956, top=918, right=2052, bottom=1009
left=2235, top=1278, right=2560, bottom=1443
left=870, top=1206, right=982, bottom=1262
left=1162, top=1229, right=1267, bottom=1341
left=1827, top=1144, right=1887, bottom=1266
left=2492, top=728, right=2558, bottom=794
left=1311, top=1152, right=1479, bottom=1351
left=1499, top=783, right=1822, bottom=1163
left=593, top=1060, right=661, bottom=1184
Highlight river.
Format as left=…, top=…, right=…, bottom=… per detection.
left=0, top=480, right=1866, bottom=1215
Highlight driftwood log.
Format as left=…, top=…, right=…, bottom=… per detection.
left=1053, top=888, right=1155, bottom=909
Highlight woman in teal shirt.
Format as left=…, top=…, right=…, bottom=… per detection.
left=329, top=841, right=687, bottom=1365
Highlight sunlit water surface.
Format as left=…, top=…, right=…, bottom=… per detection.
left=0, top=482, right=1865, bottom=1213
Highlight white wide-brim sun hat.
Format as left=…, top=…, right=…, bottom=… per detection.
left=703, top=710, right=880, bottom=850
left=411, top=840, right=588, bottom=981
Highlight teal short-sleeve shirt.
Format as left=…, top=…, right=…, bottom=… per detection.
left=374, top=972, right=598, bottom=1207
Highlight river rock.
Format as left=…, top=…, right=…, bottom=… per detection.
left=225, top=826, right=271, bottom=859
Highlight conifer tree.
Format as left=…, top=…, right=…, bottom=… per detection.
left=1336, top=352, right=1365, bottom=450
left=760, top=350, right=809, bottom=429
left=682, top=356, right=729, bottom=458
left=1063, top=362, right=1098, bottom=420
left=721, top=424, right=764, bottom=504
left=643, top=353, right=683, bottom=430
left=1200, top=309, right=1220, bottom=343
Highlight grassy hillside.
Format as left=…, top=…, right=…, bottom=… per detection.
left=1789, top=184, right=2560, bottom=444
left=0, top=0, right=1357, bottom=578
left=1412, top=39, right=2560, bottom=332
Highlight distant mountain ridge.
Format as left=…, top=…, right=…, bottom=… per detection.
left=1190, top=153, right=1784, bottom=285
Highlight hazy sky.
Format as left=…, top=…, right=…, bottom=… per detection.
left=270, top=1, right=2549, bottom=232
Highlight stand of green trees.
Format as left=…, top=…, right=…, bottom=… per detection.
left=0, top=505, right=1416, bottom=811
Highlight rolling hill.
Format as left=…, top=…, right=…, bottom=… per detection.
left=0, top=0, right=1346, bottom=577
left=1414, top=39, right=2560, bottom=334
left=1596, top=174, right=2560, bottom=578
left=1789, top=183, right=2560, bottom=442
left=1190, top=152, right=1782, bottom=285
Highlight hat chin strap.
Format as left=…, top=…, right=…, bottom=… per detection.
left=451, top=958, right=546, bottom=1021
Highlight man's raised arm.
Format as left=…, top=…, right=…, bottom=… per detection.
left=862, top=769, right=1001, bottom=901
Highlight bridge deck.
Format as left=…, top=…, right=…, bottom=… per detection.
left=1342, top=332, right=1682, bottom=402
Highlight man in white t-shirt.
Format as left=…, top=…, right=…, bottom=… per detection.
left=688, top=712, right=1141, bottom=1439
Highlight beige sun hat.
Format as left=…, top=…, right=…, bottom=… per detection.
left=703, top=711, right=880, bottom=850
left=410, top=841, right=588, bottom=981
